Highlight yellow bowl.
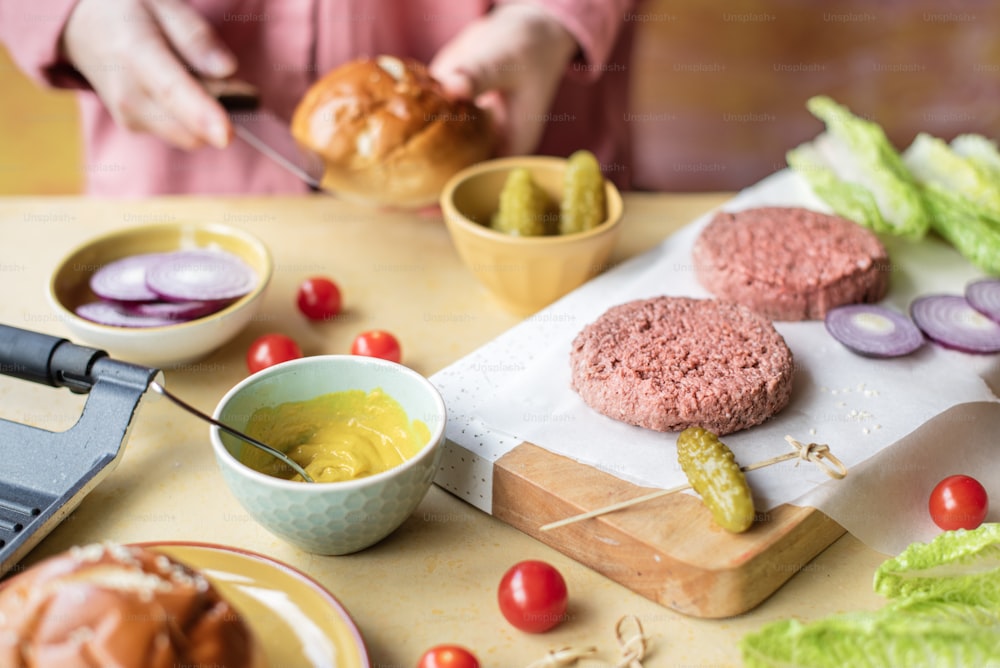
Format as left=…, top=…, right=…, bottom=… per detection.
left=440, top=156, right=624, bottom=315
left=47, top=222, right=272, bottom=369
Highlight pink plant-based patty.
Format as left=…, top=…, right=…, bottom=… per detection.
left=692, top=206, right=890, bottom=321
left=569, top=297, right=794, bottom=435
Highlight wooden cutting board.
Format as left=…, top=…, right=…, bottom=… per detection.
left=492, top=442, right=845, bottom=619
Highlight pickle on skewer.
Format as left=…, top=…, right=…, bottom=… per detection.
left=676, top=427, right=756, bottom=533
left=559, top=150, right=606, bottom=234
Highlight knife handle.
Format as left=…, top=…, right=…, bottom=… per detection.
left=201, top=78, right=260, bottom=112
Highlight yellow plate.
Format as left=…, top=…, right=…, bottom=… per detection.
left=139, top=542, right=369, bottom=667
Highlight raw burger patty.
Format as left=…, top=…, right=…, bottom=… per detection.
left=692, top=206, right=889, bottom=321
left=570, top=296, right=794, bottom=435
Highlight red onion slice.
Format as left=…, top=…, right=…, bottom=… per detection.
left=121, top=299, right=231, bottom=321
left=145, top=249, right=257, bottom=302
left=824, top=304, right=925, bottom=358
left=910, top=294, right=1000, bottom=354
left=965, top=278, right=1000, bottom=324
left=76, top=301, right=181, bottom=328
left=89, top=253, right=166, bottom=302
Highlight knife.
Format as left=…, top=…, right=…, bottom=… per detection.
left=203, top=78, right=326, bottom=190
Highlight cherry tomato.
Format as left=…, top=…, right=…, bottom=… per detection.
left=497, top=560, right=568, bottom=633
left=350, top=329, right=401, bottom=363
left=929, top=474, right=989, bottom=531
left=417, top=645, right=479, bottom=668
left=246, top=333, right=303, bottom=374
left=297, top=276, right=342, bottom=321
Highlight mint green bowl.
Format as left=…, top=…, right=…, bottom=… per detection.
left=210, top=355, right=446, bottom=555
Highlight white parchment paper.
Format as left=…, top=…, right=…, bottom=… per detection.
left=432, top=170, right=999, bottom=555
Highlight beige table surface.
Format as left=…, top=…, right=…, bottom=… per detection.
left=0, top=194, right=886, bottom=667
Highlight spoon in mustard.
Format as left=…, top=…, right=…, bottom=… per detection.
left=148, top=381, right=315, bottom=483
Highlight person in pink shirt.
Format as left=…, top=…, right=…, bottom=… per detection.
left=0, top=0, right=634, bottom=196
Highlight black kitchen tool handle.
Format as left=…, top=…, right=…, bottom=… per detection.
left=201, top=77, right=260, bottom=112
left=0, top=324, right=108, bottom=393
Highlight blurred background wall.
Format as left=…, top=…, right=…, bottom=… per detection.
left=2, top=0, right=999, bottom=195
left=628, top=0, right=1000, bottom=190
left=0, top=46, right=82, bottom=195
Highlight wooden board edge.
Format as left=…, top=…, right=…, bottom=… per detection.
left=493, top=443, right=846, bottom=619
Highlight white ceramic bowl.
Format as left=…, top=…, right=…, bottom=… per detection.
left=47, top=222, right=272, bottom=369
left=210, top=355, right=447, bottom=555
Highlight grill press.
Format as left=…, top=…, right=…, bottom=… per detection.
left=0, top=324, right=160, bottom=574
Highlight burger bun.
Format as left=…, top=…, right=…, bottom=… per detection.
left=0, top=543, right=265, bottom=668
left=291, top=55, right=495, bottom=208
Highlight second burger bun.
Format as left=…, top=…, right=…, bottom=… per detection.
left=291, top=55, right=495, bottom=208
left=0, top=543, right=266, bottom=668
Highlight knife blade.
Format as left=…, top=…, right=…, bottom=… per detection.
left=231, top=111, right=325, bottom=190
left=204, top=78, right=326, bottom=190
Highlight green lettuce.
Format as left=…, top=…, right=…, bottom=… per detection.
left=901, top=133, right=1000, bottom=275
left=919, top=185, right=1000, bottom=275
left=786, top=141, right=888, bottom=232
left=874, top=522, right=1000, bottom=604
left=786, top=95, right=930, bottom=240
left=742, top=601, right=1000, bottom=668
left=903, top=132, right=1000, bottom=215
left=741, top=524, right=1000, bottom=668
left=951, top=133, right=1000, bottom=179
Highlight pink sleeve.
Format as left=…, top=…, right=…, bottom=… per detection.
left=497, top=0, right=635, bottom=74
left=0, top=0, right=87, bottom=88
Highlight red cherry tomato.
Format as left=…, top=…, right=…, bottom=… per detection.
left=497, top=560, right=568, bottom=633
left=297, top=276, right=342, bottom=321
left=417, top=645, right=480, bottom=668
left=246, top=333, right=303, bottom=374
left=929, top=474, right=989, bottom=531
left=350, top=329, right=401, bottom=363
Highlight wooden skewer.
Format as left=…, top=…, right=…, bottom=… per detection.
left=539, top=435, right=846, bottom=532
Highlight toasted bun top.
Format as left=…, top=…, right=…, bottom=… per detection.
left=291, top=55, right=494, bottom=207
left=0, top=543, right=262, bottom=668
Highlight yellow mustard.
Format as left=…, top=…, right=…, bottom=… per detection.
left=239, top=388, right=430, bottom=483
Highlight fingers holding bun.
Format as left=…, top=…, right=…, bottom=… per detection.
left=0, top=543, right=264, bottom=668
left=291, top=55, right=495, bottom=208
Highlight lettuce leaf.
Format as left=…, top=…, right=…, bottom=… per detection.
left=786, top=96, right=929, bottom=240
left=786, top=140, right=888, bottom=232
left=742, top=599, right=1000, bottom=668
left=951, top=133, right=1000, bottom=179
left=787, top=97, right=1000, bottom=273
left=742, top=524, right=1000, bottom=668
left=903, top=132, right=1000, bottom=215
left=874, top=522, right=1000, bottom=604
left=919, top=184, right=1000, bottom=275
left=900, top=132, right=1000, bottom=274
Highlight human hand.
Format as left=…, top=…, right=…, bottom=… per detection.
left=60, top=0, right=237, bottom=150
left=429, top=3, right=578, bottom=156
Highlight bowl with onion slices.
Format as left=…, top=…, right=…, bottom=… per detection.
left=48, top=222, right=272, bottom=368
